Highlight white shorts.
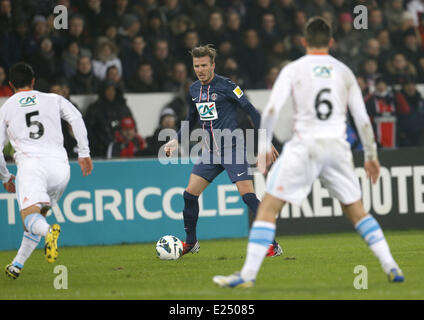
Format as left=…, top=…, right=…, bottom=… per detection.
left=266, top=137, right=361, bottom=206
left=15, top=158, right=70, bottom=211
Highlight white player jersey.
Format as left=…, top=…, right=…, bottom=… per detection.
left=0, top=90, right=90, bottom=166
left=261, top=54, right=376, bottom=159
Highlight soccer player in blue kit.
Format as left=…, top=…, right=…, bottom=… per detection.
left=164, top=45, right=281, bottom=256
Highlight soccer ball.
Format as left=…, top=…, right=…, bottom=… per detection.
left=156, top=235, right=183, bottom=260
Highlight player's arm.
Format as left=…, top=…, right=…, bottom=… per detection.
left=347, top=73, right=379, bottom=184
left=165, top=93, right=198, bottom=156
left=0, top=110, right=15, bottom=192
left=257, top=68, right=292, bottom=174
left=59, top=96, right=93, bottom=176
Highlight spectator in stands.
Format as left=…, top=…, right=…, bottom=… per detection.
left=267, top=40, right=289, bottom=69
left=107, top=117, right=146, bottom=159
left=363, top=8, right=385, bottom=41
left=177, top=30, right=200, bottom=77
left=237, top=29, right=267, bottom=88
left=153, top=39, right=178, bottom=87
left=292, top=10, right=307, bottom=34
left=84, top=81, right=134, bottom=157
left=144, top=9, right=170, bottom=47
left=259, top=12, right=281, bottom=51
left=159, top=0, right=188, bottom=25
left=395, top=77, right=424, bottom=146
left=287, top=32, right=306, bottom=60
left=30, top=37, right=63, bottom=85
left=385, top=52, right=417, bottom=86
left=127, top=62, right=161, bottom=93
left=376, top=29, right=394, bottom=75
left=365, top=77, right=398, bottom=148
left=274, top=0, right=297, bottom=35
left=70, top=55, right=101, bottom=94
left=117, top=13, right=141, bottom=54
left=246, top=0, right=275, bottom=30
left=225, top=11, right=243, bottom=54
left=333, top=12, right=361, bottom=71
left=106, top=65, right=126, bottom=92
left=407, top=0, right=424, bottom=27
left=399, top=28, right=423, bottom=65
left=102, top=23, right=119, bottom=45
left=193, top=0, right=218, bottom=30
left=162, top=61, right=191, bottom=93
left=0, top=0, right=12, bottom=34
left=22, top=15, right=50, bottom=60
left=92, top=40, right=123, bottom=81
left=62, top=41, right=80, bottom=79
left=66, top=14, right=91, bottom=50
left=359, top=58, right=381, bottom=89
left=221, top=57, right=250, bottom=89
left=200, top=10, right=228, bottom=48
left=144, top=108, right=177, bottom=157
left=120, top=35, right=148, bottom=83
left=391, top=11, right=416, bottom=48
left=305, top=0, right=335, bottom=18
left=113, top=0, right=133, bottom=26
left=384, top=0, right=406, bottom=33
left=0, top=65, right=12, bottom=97
left=85, top=0, right=111, bottom=38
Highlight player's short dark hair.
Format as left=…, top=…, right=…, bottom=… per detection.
left=305, top=17, right=332, bottom=48
left=190, top=44, right=217, bottom=64
left=9, top=62, right=35, bottom=89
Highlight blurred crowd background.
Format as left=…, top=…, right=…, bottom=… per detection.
left=1, top=0, right=424, bottom=159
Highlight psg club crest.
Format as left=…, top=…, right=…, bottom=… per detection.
left=211, top=93, right=218, bottom=101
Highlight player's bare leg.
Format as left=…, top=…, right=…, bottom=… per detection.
left=342, top=200, right=404, bottom=282
left=213, top=193, right=285, bottom=287
left=181, top=174, right=210, bottom=255
left=236, top=180, right=283, bottom=257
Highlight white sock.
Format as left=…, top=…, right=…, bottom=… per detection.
left=369, top=239, right=399, bottom=274
left=12, top=231, right=41, bottom=269
left=355, top=215, right=398, bottom=273
left=24, top=213, right=50, bottom=237
left=240, top=221, right=276, bottom=281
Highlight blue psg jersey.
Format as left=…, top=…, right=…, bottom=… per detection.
left=177, top=74, right=261, bottom=149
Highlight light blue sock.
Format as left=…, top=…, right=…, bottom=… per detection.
left=241, top=221, right=276, bottom=280
left=355, top=215, right=385, bottom=246
left=24, top=213, right=50, bottom=236
left=355, top=215, right=398, bottom=273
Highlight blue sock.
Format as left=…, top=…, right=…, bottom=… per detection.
left=355, top=215, right=385, bottom=246
left=183, top=191, right=199, bottom=244
left=242, top=193, right=278, bottom=246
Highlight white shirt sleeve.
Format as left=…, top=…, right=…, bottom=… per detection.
left=347, top=72, right=378, bottom=161
left=0, top=108, right=12, bottom=182
left=59, top=96, right=91, bottom=158
left=259, top=66, right=292, bottom=153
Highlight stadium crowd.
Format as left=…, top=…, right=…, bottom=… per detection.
left=1, top=0, right=424, bottom=158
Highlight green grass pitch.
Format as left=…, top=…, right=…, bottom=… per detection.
left=0, top=230, right=423, bottom=300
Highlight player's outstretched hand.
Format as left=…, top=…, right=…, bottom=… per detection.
left=3, top=175, right=15, bottom=193
left=164, top=139, right=178, bottom=157
left=365, top=159, right=380, bottom=184
left=78, top=157, right=93, bottom=176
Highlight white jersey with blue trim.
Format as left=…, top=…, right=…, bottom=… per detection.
left=260, top=54, right=377, bottom=160
left=0, top=90, right=90, bottom=170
